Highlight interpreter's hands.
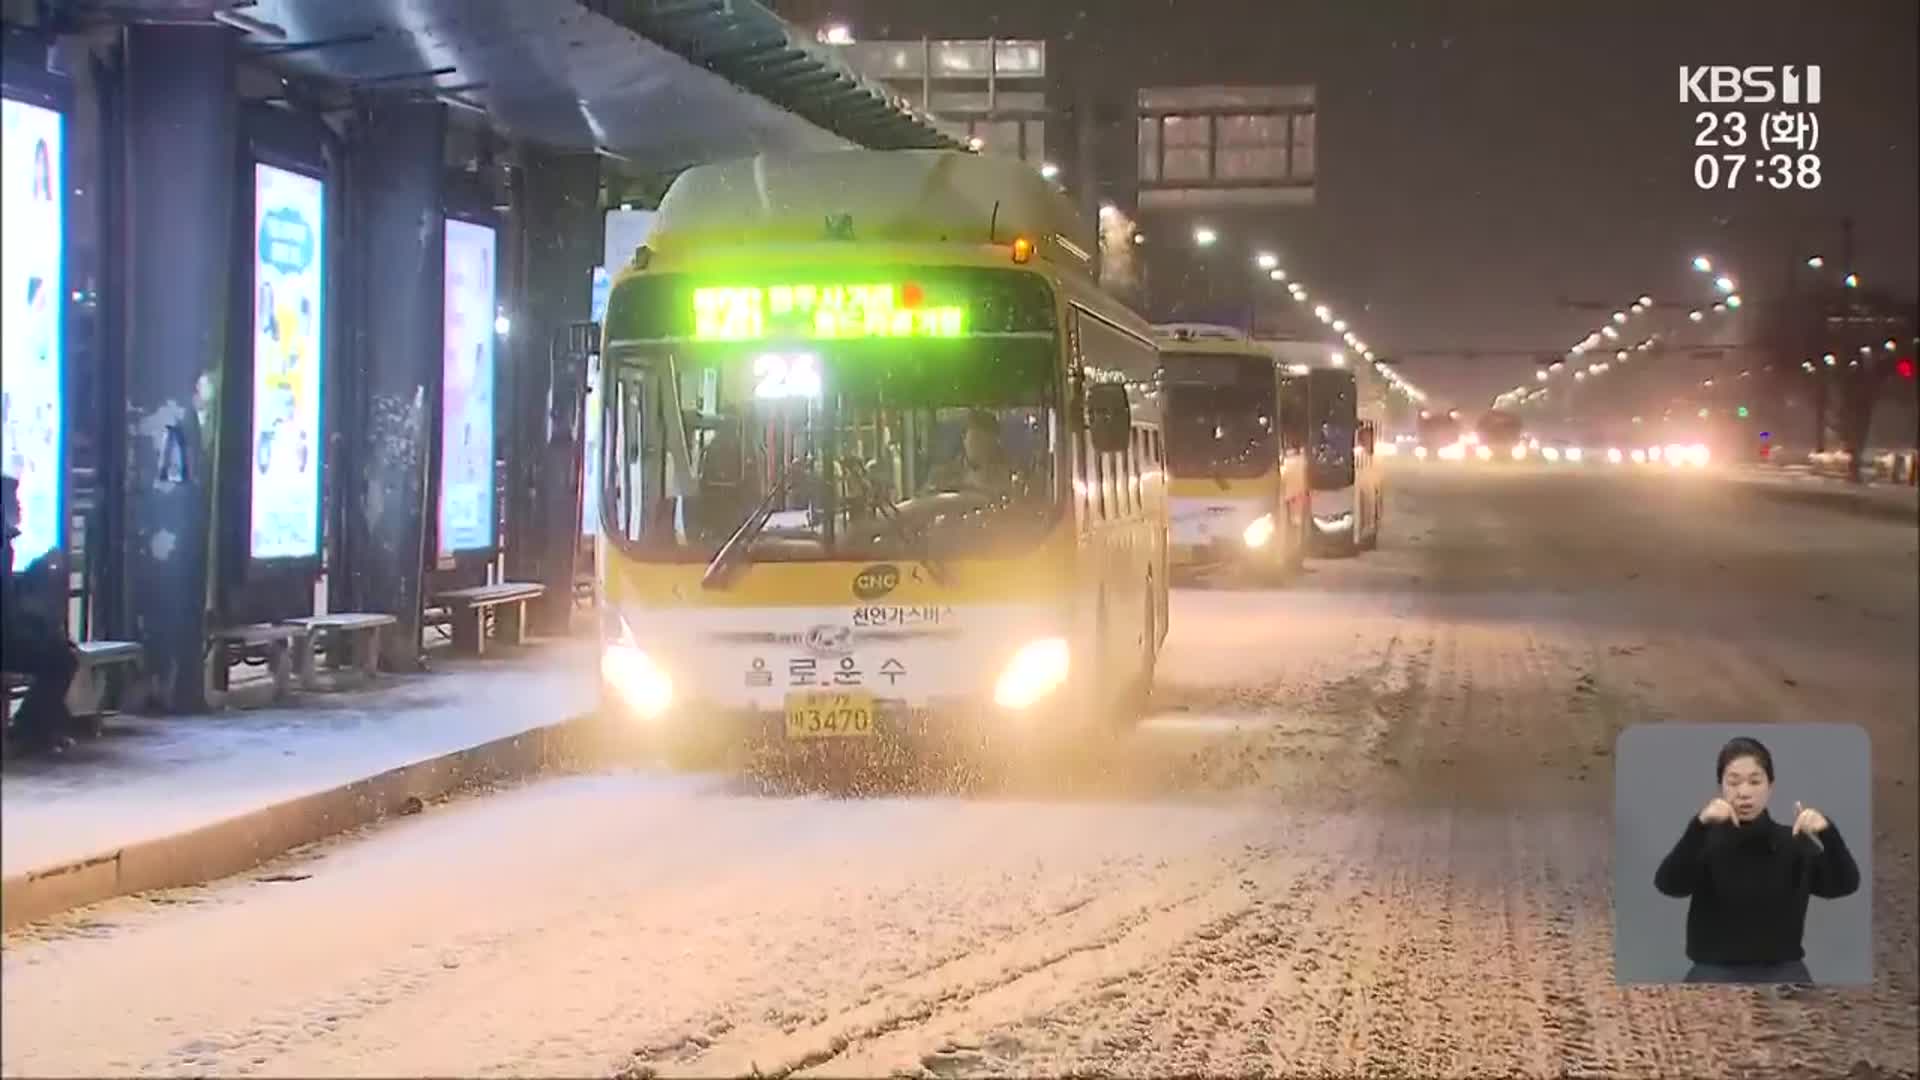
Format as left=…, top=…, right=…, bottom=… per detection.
left=1698, top=797, right=1738, bottom=826
left=1792, top=801, right=1830, bottom=837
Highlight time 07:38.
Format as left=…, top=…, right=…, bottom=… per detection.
left=1693, top=153, right=1821, bottom=190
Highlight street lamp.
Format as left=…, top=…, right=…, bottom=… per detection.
left=1268, top=268, right=1287, bottom=281
left=1638, top=295, right=1653, bottom=307
left=1039, top=162, right=1060, bottom=180
left=819, top=23, right=855, bottom=44
left=1807, top=255, right=1825, bottom=268
left=1333, top=319, right=1348, bottom=333
left=1612, top=311, right=1628, bottom=324
left=1193, top=226, right=1218, bottom=247
left=1536, top=369, right=1549, bottom=381
left=1844, top=273, right=1860, bottom=288
left=1330, top=351, right=1347, bottom=367
left=1714, top=275, right=1735, bottom=293
left=1255, top=252, right=1278, bottom=270
left=1725, top=294, right=1742, bottom=308
left=1314, top=305, right=1332, bottom=322
left=1693, top=256, right=1713, bottom=272
left=1689, top=310, right=1704, bottom=322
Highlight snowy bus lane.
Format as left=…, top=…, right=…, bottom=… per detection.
left=4, top=466, right=1915, bottom=1079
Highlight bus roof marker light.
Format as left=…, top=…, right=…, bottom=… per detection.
left=1011, top=235, right=1033, bottom=264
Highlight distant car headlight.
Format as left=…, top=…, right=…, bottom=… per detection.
left=1607, top=447, right=1624, bottom=464
left=1475, top=444, right=1494, bottom=461
left=1541, top=446, right=1561, bottom=463
left=1512, top=444, right=1529, bottom=461
left=994, top=637, right=1071, bottom=711
left=1243, top=513, right=1277, bottom=549
left=1687, top=443, right=1711, bottom=467
left=1378, top=442, right=1399, bottom=457
left=1630, top=448, right=1647, bottom=464
left=1414, top=445, right=1430, bottom=460
left=1566, top=447, right=1584, bottom=463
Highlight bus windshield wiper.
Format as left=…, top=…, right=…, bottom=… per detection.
left=841, top=456, right=949, bottom=585
left=701, top=470, right=797, bottom=591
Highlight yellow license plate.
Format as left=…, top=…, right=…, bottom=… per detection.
left=783, top=690, right=877, bottom=739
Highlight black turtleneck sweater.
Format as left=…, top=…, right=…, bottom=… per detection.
left=1653, top=809, right=1861, bottom=966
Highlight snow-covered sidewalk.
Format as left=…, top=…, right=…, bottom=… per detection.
left=1733, top=465, right=1920, bottom=520
left=1, top=639, right=598, bottom=882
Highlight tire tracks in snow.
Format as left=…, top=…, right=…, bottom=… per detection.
left=643, top=839, right=1311, bottom=1079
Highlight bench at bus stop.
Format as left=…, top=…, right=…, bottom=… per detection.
left=4, top=639, right=145, bottom=736
left=205, top=613, right=400, bottom=704
left=430, top=582, right=547, bottom=657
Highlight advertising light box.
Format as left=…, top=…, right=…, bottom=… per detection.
left=247, top=162, right=327, bottom=562
left=2, top=95, right=67, bottom=572
left=439, top=217, right=498, bottom=557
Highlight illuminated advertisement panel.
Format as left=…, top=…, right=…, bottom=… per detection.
left=438, top=217, right=497, bottom=556
left=584, top=266, right=608, bottom=538
left=1, top=94, right=66, bottom=572
left=247, top=162, right=326, bottom=561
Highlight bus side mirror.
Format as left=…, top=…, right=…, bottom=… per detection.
left=1087, top=382, right=1132, bottom=454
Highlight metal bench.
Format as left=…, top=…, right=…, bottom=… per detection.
left=433, top=582, right=546, bottom=656
left=206, top=622, right=312, bottom=704
left=282, top=612, right=398, bottom=690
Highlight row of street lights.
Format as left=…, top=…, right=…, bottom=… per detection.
left=1183, top=221, right=1430, bottom=404
left=1493, top=254, right=1755, bottom=411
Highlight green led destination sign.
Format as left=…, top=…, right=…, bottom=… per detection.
left=693, top=283, right=966, bottom=341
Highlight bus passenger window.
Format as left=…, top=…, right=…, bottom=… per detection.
left=1121, top=426, right=1136, bottom=511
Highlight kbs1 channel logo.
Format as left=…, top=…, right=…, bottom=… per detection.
left=1679, top=65, right=1822, bottom=106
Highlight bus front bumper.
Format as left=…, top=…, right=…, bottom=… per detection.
left=600, top=687, right=1082, bottom=760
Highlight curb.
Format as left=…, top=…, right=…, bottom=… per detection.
left=0, top=712, right=599, bottom=932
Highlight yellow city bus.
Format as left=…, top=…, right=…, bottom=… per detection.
left=594, top=150, right=1168, bottom=765
left=1153, top=324, right=1310, bottom=582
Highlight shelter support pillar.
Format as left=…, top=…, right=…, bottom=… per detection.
left=116, top=22, right=237, bottom=712
left=336, top=98, right=446, bottom=670
left=507, top=150, right=599, bottom=635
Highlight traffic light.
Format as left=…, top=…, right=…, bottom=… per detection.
left=1899, top=358, right=1916, bottom=379
left=1737, top=406, right=1750, bottom=418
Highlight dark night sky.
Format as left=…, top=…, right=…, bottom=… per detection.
left=774, top=1, right=1918, bottom=407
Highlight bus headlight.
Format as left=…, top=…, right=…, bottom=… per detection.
left=994, top=637, right=1071, bottom=710
left=1243, top=513, right=1277, bottom=549
left=602, top=642, right=674, bottom=720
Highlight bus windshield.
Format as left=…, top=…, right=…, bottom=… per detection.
left=601, top=335, right=1062, bottom=564
left=1162, top=353, right=1277, bottom=479
left=1308, top=369, right=1358, bottom=490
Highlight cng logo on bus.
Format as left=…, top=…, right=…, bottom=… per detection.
left=853, top=564, right=900, bottom=600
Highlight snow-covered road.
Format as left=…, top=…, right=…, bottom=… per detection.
left=5, top=467, right=1916, bottom=1078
